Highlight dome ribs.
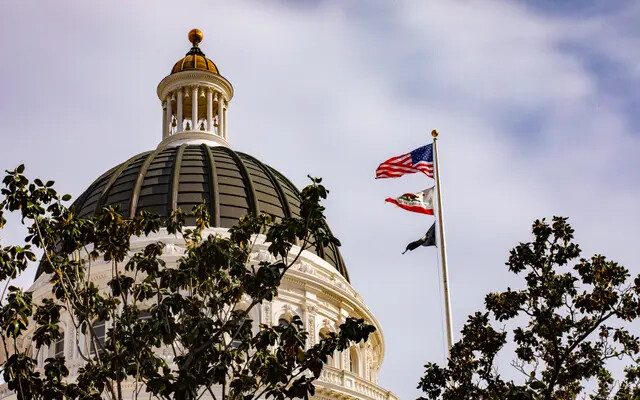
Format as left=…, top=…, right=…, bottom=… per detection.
left=129, top=148, right=163, bottom=218
left=267, top=169, right=301, bottom=218
left=336, top=250, right=350, bottom=282
left=239, top=153, right=292, bottom=220
left=202, top=144, right=221, bottom=227
left=95, top=152, right=150, bottom=216
left=220, top=147, right=260, bottom=218
left=68, top=145, right=350, bottom=281
left=169, top=144, right=187, bottom=214
left=73, top=166, right=119, bottom=218
left=264, top=168, right=349, bottom=282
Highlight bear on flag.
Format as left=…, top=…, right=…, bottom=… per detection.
left=385, top=187, right=434, bottom=215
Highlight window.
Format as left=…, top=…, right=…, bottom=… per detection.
left=278, top=317, right=290, bottom=328
left=230, top=338, right=242, bottom=349
left=319, top=328, right=332, bottom=340
left=319, top=328, right=335, bottom=368
left=53, top=332, right=65, bottom=358
left=91, top=320, right=106, bottom=354
left=139, top=310, right=152, bottom=322
left=349, top=347, right=359, bottom=374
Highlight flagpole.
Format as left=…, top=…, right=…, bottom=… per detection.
left=432, top=129, right=454, bottom=352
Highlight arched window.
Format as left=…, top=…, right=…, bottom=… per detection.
left=53, top=331, right=65, bottom=358
left=278, top=317, right=291, bottom=328
left=319, top=328, right=336, bottom=368
left=349, top=347, right=359, bottom=375
left=91, top=320, right=106, bottom=354
left=139, top=310, right=152, bottom=322
left=319, top=328, right=331, bottom=340
left=231, top=337, right=242, bottom=349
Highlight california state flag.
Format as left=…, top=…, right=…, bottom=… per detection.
left=385, top=187, right=434, bottom=215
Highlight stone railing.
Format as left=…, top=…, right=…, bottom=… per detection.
left=318, top=367, right=398, bottom=400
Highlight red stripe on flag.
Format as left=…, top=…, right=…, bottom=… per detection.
left=384, top=198, right=434, bottom=215
left=383, top=153, right=412, bottom=163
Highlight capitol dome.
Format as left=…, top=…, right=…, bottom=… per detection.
left=71, top=144, right=349, bottom=279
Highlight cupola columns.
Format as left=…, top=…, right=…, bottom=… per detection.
left=206, top=88, right=213, bottom=131
left=218, top=95, right=225, bottom=139
left=156, top=29, right=234, bottom=148
left=176, top=89, right=184, bottom=133
left=161, top=86, right=228, bottom=138
left=191, top=86, right=199, bottom=130
left=165, top=95, right=173, bottom=138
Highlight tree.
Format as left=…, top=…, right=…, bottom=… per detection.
left=418, top=217, right=640, bottom=400
left=0, top=165, right=375, bottom=400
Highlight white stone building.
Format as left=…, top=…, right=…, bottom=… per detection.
left=1, top=29, right=397, bottom=400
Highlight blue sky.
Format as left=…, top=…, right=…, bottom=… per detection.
left=1, top=1, right=639, bottom=399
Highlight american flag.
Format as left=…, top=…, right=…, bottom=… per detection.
left=375, top=144, right=434, bottom=179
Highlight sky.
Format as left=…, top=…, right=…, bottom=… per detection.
left=1, top=1, right=640, bottom=399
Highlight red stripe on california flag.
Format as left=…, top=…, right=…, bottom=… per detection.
left=384, top=198, right=434, bottom=215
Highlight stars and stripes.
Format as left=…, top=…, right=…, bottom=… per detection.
left=375, top=144, right=434, bottom=179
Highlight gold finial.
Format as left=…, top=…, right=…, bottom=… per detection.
left=431, top=129, right=439, bottom=138
left=188, top=28, right=204, bottom=47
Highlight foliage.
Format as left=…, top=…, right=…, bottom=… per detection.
left=0, top=165, right=375, bottom=400
left=418, top=217, right=640, bottom=400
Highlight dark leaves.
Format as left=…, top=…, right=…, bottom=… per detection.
left=0, top=170, right=372, bottom=400
left=419, top=217, right=640, bottom=399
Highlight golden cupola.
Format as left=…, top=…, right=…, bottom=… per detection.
left=171, top=29, right=220, bottom=75
left=157, top=29, right=233, bottom=148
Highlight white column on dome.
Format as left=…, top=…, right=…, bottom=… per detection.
left=166, top=93, right=173, bottom=136
left=176, top=89, right=183, bottom=133
left=162, top=101, right=167, bottom=139
left=191, top=85, right=199, bottom=131
left=206, top=88, right=213, bottom=132
left=223, top=101, right=228, bottom=139
left=217, top=93, right=224, bottom=137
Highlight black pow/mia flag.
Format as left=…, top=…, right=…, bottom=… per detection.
left=402, top=222, right=436, bottom=254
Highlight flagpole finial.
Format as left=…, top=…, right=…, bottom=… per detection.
left=431, top=129, right=439, bottom=138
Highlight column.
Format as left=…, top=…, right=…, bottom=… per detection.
left=217, top=93, right=224, bottom=137
left=223, top=101, right=228, bottom=139
left=166, top=93, right=173, bottom=136
left=162, top=101, right=167, bottom=139
left=191, top=86, right=199, bottom=131
left=176, top=89, right=183, bottom=133
left=206, top=88, right=213, bottom=132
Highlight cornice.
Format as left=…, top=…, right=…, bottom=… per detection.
left=157, top=131, right=230, bottom=148
left=157, top=70, right=234, bottom=101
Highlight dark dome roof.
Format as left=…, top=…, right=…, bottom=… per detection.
left=71, top=144, right=349, bottom=280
